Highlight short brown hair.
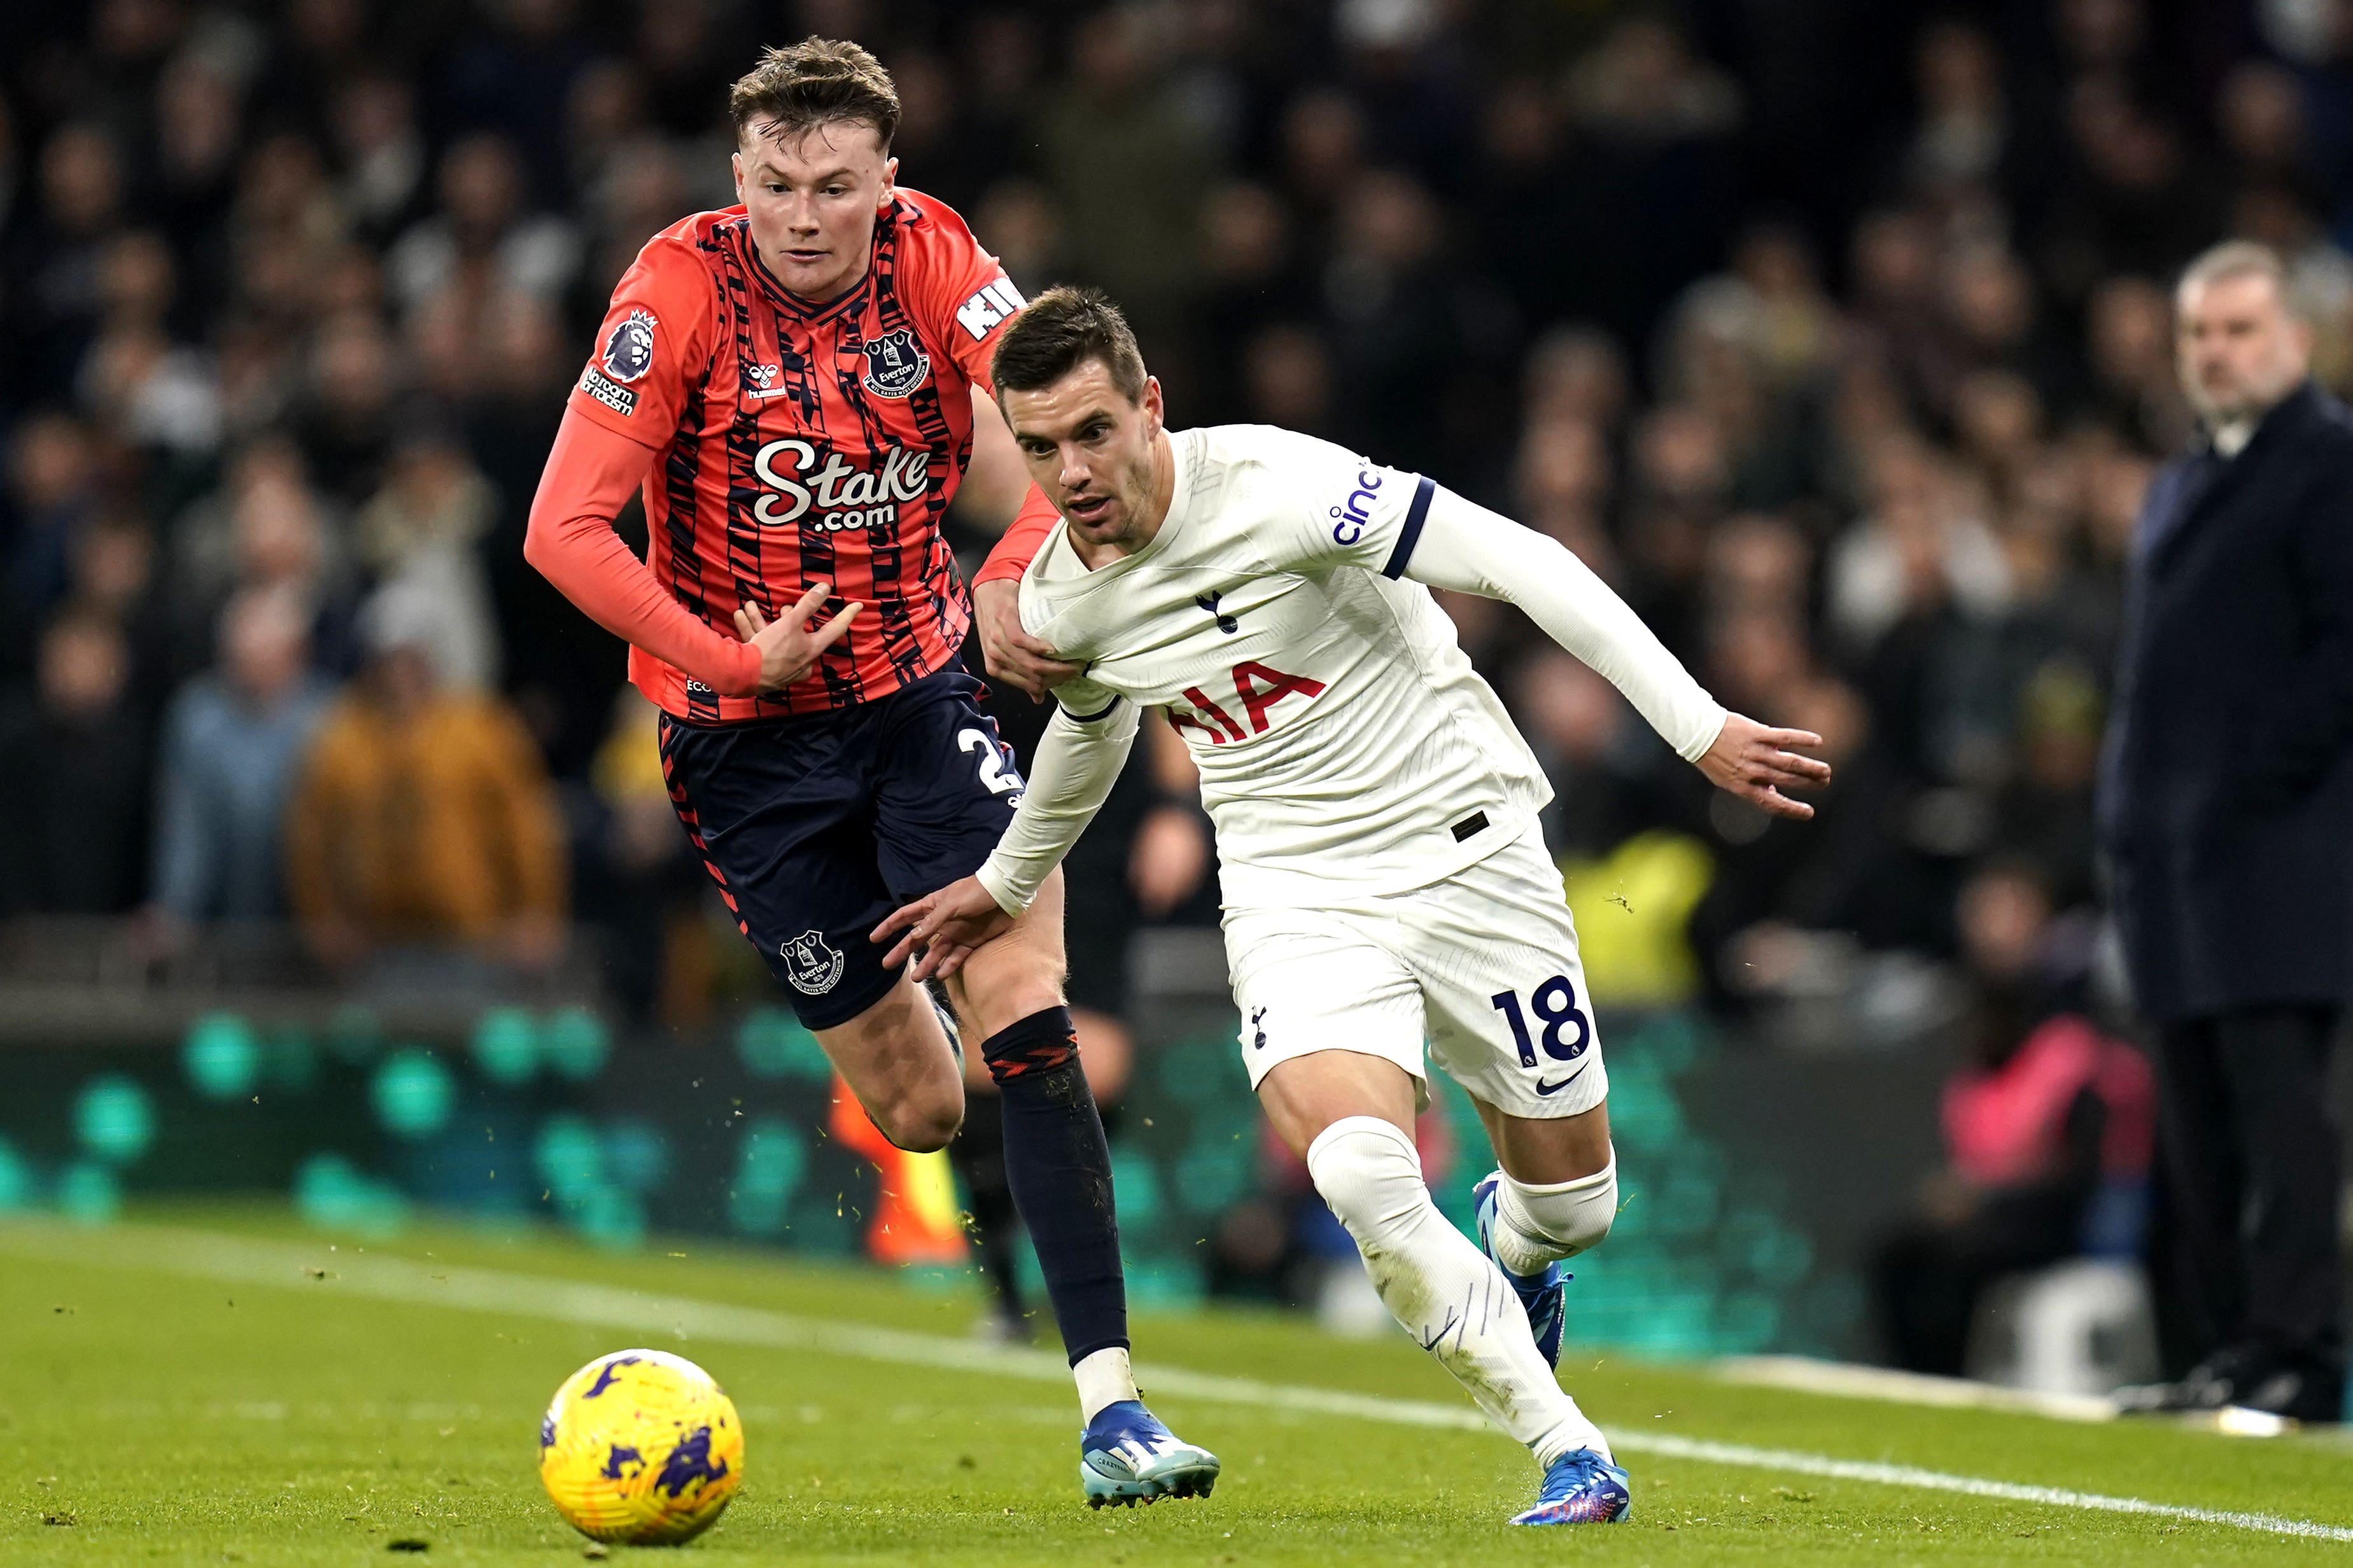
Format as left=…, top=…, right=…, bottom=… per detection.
left=990, top=286, right=1149, bottom=403
left=729, top=38, right=899, bottom=150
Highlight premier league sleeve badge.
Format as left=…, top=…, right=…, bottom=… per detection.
left=601, top=309, right=658, bottom=384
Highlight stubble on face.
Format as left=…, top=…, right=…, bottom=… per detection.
left=1004, top=364, right=1166, bottom=559
left=2176, top=272, right=2310, bottom=426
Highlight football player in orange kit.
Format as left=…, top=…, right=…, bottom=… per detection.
left=523, top=38, right=1213, bottom=1506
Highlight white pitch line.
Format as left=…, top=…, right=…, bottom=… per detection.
left=1715, top=1354, right=2121, bottom=1424
left=11, top=1221, right=2351, bottom=1544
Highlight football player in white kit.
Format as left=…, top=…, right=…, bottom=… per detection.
left=874, top=288, right=1829, bottom=1525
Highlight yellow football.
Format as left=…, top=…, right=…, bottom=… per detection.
left=538, top=1348, right=743, bottom=1544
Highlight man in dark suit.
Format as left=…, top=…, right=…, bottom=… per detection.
left=2102, top=241, right=2353, bottom=1423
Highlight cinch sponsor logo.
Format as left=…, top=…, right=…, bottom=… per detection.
left=751, top=438, right=931, bottom=531
left=1328, top=464, right=1383, bottom=545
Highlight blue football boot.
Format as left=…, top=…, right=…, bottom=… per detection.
left=1079, top=1401, right=1220, bottom=1508
left=1510, top=1448, right=1632, bottom=1525
left=1473, top=1171, right=1566, bottom=1367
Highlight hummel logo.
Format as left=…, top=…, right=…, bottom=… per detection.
left=1250, top=1007, right=1267, bottom=1049
left=1196, top=591, right=1240, bottom=634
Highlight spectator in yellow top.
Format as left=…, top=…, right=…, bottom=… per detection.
left=284, top=579, right=565, bottom=972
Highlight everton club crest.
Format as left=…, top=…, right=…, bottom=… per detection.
left=860, top=328, right=930, bottom=398
left=780, top=929, right=845, bottom=995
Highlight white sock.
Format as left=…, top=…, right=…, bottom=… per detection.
left=1306, top=1116, right=1610, bottom=1466
left=1489, top=1156, right=1618, bottom=1279
left=1073, top=1345, right=1139, bottom=1423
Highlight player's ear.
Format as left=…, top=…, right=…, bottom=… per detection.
left=878, top=155, right=898, bottom=209
left=730, top=150, right=744, bottom=204
left=1141, top=375, right=1164, bottom=432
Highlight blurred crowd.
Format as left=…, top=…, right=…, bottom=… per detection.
left=3, top=0, right=2350, bottom=1061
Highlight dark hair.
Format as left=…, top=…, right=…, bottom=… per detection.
left=729, top=38, right=900, bottom=150
left=990, top=286, right=1148, bottom=403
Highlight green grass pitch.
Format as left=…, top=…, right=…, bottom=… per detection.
left=5, top=1205, right=2350, bottom=1565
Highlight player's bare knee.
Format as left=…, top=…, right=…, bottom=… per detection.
left=894, top=1111, right=962, bottom=1154
left=866, top=1031, right=966, bottom=1152
left=878, top=1089, right=964, bottom=1153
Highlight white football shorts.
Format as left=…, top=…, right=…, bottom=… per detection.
left=1221, top=822, right=1607, bottom=1119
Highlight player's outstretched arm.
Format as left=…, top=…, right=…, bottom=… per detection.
left=526, top=410, right=768, bottom=696
left=528, top=411, right=862, bottom=696
left=873, top=689, right=1139, bottom=978
left=1400, top=486, right=1829, bottom=818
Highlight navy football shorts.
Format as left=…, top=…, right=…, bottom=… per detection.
left=657, top=662, right=1028, bottom=1030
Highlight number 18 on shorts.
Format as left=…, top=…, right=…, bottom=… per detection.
left=1222, top=824, right=1607, bottom=1120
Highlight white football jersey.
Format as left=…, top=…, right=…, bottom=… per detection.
left=1017, top=424, right=1552, bottom=909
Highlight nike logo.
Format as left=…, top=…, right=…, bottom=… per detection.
left=1534, top=1061, right=1590, bottom=1096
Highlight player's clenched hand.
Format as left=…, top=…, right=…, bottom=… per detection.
left=973, top=578, right=1080, bottom=701
left=1696, top=713, right=1832, bottom=821
left=871, top=875, right=1013, bottom=983
left=734, top=582, right=862, bottom=693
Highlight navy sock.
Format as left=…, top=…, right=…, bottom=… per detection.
left=981, top=1005, right=1128, bottom=1366
left=946, top=1089, right=1030, bottom=1326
